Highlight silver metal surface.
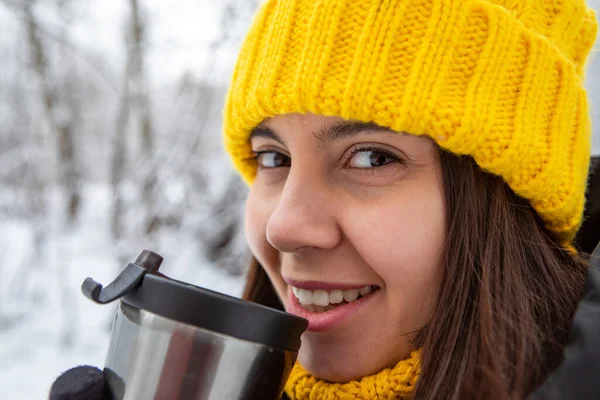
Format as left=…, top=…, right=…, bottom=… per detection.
left=104, top=301, right=297, bottom=400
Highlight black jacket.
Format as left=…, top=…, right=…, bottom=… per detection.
left=528, top=249, right=600, bottom=399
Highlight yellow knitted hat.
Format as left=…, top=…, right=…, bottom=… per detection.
left=223, top=0, right=598, bottom=244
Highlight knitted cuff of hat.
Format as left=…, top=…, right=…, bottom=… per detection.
left=284, top=350, right=420, bottom=400
left=224, top=0, right=598, bottom=246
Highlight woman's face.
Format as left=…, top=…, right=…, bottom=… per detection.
left=245, top=113, right=445, bottom=382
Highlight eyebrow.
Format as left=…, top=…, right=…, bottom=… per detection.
left=249, top=120, right=393, bottom=147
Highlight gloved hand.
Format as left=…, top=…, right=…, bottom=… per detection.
left=49, top=365, right=108, bottom=400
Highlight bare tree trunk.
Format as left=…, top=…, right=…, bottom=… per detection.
left=23, top=1, right=80, bottom=225
left=1, top=32, right=48, bottom=305
left=128, top=0, right=157, bottom=236
left=23, top=0, right=79, bottom=348
left=111, top=0, right=155, bottom=264
left=111, top=70, right=129, bottom=241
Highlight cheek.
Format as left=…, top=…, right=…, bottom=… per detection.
left=345, top=188, right=445, bottom=319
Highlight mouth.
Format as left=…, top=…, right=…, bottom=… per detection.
left=285, top=281, right=381, bottom=332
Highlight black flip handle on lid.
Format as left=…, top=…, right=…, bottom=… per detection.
left=82, top=250, right=163, bottom=304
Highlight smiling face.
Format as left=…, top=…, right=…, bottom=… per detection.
left=245, top=113, right=446, bottom=382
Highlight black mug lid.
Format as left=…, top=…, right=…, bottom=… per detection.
left=81, top=250, right=308, bottom=352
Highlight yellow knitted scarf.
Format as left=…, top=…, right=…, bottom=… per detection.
left=284, top=350, right=421, bottom=400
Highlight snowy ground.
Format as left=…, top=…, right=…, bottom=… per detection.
left=0, top=184, right=244, bottom=399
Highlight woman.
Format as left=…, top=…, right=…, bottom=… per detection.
left=223, top=0, right=599, bottom=398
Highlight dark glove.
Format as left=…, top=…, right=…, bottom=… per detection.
left=49, top=365, right=108, bottom=400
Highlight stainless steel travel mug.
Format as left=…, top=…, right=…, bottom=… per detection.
left=82, top=250, right=308, bottom=400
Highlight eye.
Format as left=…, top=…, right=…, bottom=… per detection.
left=254, top=151, right=291, bottom=168
left=347, top=147, right=400, bottom=169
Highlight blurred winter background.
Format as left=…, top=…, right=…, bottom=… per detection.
left=0, top=0, right=598, bottom=398
left=0, top=0, right=259, bottom=397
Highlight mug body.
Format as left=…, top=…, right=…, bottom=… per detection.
left=104, top=301, right=297, bottom=400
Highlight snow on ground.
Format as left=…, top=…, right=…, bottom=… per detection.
left=0, top=183, right=244, bottom=399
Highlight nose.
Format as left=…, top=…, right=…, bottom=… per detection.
left=266, top=174, right=342, bottom=254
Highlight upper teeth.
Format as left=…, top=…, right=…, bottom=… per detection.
left=291, top=286, right=375, bottom=306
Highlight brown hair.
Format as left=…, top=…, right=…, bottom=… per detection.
left=241, top=149, right=587, bottom=399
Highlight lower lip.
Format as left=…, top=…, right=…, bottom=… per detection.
left=286, top=289, right=380, bottom=332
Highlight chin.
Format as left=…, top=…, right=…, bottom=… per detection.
left=298, top=353, right=363, bottom=382
left=297, top=334, right=386, bottom=382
